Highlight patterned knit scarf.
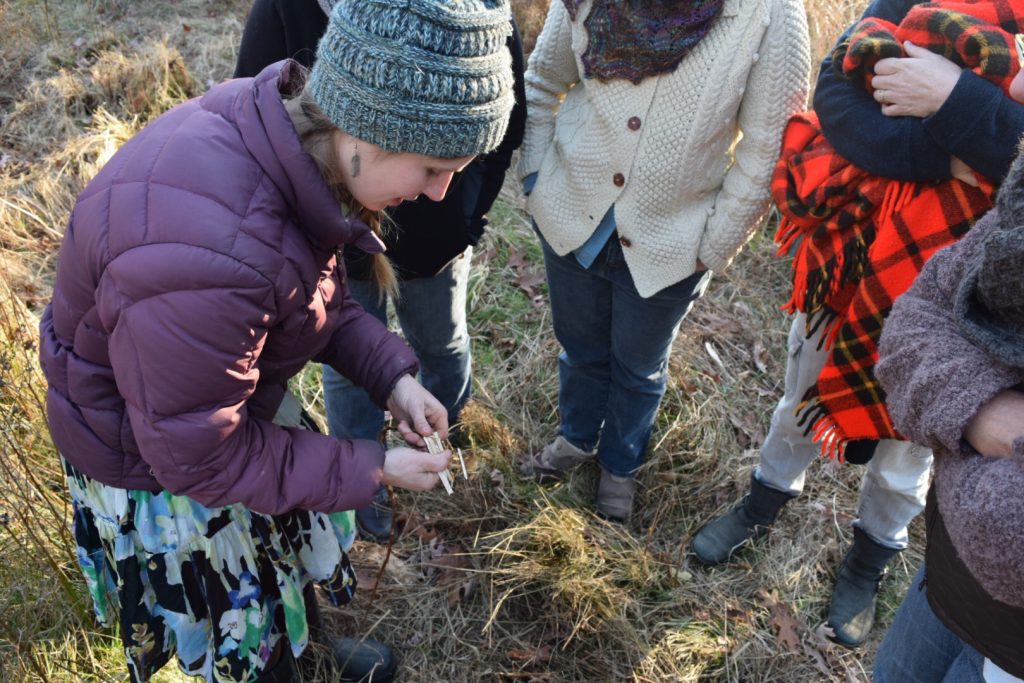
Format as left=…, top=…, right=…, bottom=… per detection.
left=562, top=0, right=725, bottom=83
left=770, top=0, right=1022, bottom=458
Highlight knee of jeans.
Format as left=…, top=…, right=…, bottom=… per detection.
left=866, top=447, right=932, bottom=496
left=401, top=306, right=468, bottom=352
left=769, top=401, right=813, bottom=443
left=559, top=344, right=612, bottom=369
left=410, top=332, right=470, bottom=360
left=610, top=357, right=669, bottom=393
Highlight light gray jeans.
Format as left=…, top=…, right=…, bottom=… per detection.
left=755, top=314, right=932, bottom=550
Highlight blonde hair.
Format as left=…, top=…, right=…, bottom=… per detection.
left=285, top=88, right=398, bottom=300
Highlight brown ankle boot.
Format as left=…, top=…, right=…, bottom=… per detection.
left=519, top=435, right=596, bottom=482
left=596, top=467, right=636, bottom=523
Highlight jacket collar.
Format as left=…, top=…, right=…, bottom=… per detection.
left=218, top=60, right=384, bottom=254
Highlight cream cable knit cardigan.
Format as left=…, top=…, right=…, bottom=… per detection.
left=518, top=0, right=811, bottom=297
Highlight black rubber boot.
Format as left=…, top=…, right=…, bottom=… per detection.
left=690, top=473, right=796, bottom=565
left=328, top=637, right=398, bottom=682
left=827, top=527, right=900, bottom=648
left=301, top=584, right=398, bottom=681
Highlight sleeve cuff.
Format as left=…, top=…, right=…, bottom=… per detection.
left=697, top=244, right=728, bottom=273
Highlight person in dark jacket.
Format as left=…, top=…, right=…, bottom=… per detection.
left=874, top=124, right=1024, bottom=681
left=235, top=0, right=528, bottom=542
left=40, top=1, right=515, bottom=681
left=690, top=0, right=1024, bottom=649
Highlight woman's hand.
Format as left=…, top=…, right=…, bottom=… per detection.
left=382, top=446, right=452, bottom=490
left=964, top=389, right=1024, bottom=458
left=872, top=41, right=961, bottom=118
left=950, top=156, right=980, bottom=187
left=386, top=374, right=449, bottom=447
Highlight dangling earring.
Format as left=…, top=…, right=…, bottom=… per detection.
left=350, top=143, right=361, bottom=178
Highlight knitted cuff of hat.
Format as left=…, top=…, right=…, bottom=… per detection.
left=309, top=0, right=514, bottom=159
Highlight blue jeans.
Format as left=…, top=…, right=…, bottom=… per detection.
left=874, top=563, right=986, bottom=683
left=540, top=232, right=710, bottom=477
left=323, top=249, right=472, bottom=440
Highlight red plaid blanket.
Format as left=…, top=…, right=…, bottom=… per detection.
left=771, top=0, right=1020, bottom=458
left=841, top=0, right=1022, bottom=93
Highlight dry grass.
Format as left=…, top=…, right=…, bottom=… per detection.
left=0, top=0, right=910, bottom=681
left=511, top=0, right=552, bottom=55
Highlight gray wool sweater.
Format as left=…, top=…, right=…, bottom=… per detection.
left=877, top=160, right=1024, bottom=609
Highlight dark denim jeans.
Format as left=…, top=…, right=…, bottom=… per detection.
left=539, top=232, right=710, bottom=476
left=323, top=249, right=472, bottom=440
left=874, top=563, right=987, bottom=683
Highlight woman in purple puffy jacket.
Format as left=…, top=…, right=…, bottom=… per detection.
left=38, top=1, right=514, bottom=681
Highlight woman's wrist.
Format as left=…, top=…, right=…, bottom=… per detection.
left=964, top=389, right=1024, bottom=458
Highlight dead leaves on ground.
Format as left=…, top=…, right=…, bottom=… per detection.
left=353, top=513, right=479, bottom=608
left=757, top=588, right=801, bottom=653
left=756, top=588, right=864, bottom=682
left=690, top=307, right=778, bottom=380
left=506, top=245, right=546, bottom=307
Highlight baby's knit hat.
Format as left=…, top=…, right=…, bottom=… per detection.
left=954, top=140, right=1024, bottom=368
left=308, top=0, right=514, bottom=159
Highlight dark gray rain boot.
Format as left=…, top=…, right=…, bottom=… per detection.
left=690, top=473, right=796, bottom=565
left=355, top=486, right=394, bottom=543
left=827, top=527, right=900, bottom=648
left=302, top=584, right=398, bottom=681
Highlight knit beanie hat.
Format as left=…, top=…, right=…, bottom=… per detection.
left=308, top=0, right=514, bottom=159
left=954, top=139, right=1024, bottom=368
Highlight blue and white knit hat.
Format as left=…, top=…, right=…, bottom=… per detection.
left=309, top=0, right=514, bottom=159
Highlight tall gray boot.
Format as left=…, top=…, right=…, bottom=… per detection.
left=690, top=473, right=796, bottom=565
left=827, top=527, right=900, bottom=648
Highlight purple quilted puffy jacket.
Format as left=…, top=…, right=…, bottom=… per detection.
left=39, top=61, right=419, bottom=515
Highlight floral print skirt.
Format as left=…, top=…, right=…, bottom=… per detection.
left=63, top=457, right=357, bottom=682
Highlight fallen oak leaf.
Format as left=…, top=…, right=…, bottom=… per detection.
left=511, top=270, right=547, bottom=305
left=802, top=635, right=834, bottom=678
left=756, top=588, right=801, bottom=654
left=507, top=247, right=527, bottom=270
left=803, top=622, right=862, bottom=681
